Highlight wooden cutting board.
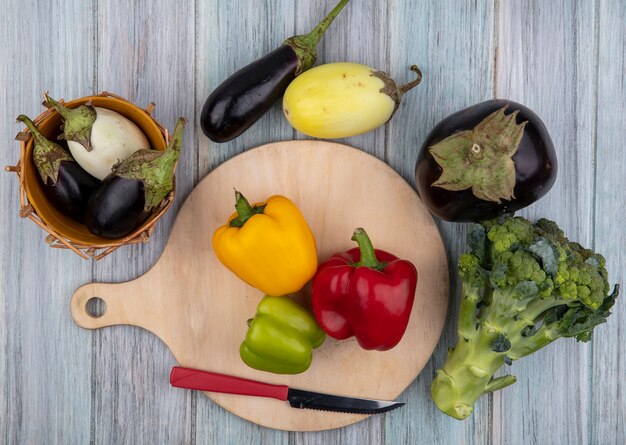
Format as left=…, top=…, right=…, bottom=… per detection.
left=70, top=140, right=449, bottom=432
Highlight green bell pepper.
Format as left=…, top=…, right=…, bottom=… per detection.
left=240, top=295, right=325, bottom=374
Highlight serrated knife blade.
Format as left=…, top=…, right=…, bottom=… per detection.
left=170, top=366, right=404, bottom=415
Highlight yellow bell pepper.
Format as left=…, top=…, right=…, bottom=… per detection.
left=212, top=190, right=318, bottom=296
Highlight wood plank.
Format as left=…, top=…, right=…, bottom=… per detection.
left=1, top=0, right=623, bottom=443
left=194, top=0, right=293, bottom=442
left=492, top=1, right=596, bottom=444
left=293, top=0, right=388, bottom=161
left=590, top=0, right=626, bottom=443
left=0, top=0, right=96, bottom=443
left=294, top=418, right=382, bottom=445
left=385, top=1, right=496, bottom=444
left=292, top=0, right=389, bottom=442
left=197, top=0, right=297, bottom=174
left=91, top=0, right=196, bottom=443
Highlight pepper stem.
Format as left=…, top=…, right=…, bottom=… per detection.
left=234, top=191, right=254, bottom=218
left=351, top=228, right=386, bottom=271
left=229, top=190, right=267, bottom=228
left=283, top=0, right=351, bottom=75
left=398, top=65, right=423, bottom=97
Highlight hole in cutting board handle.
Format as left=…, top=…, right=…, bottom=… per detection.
left=86, top=297, right=107, bottom=318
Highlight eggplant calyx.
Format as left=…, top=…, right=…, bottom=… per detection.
left=17, top=114, right=74, bottom=185
left=372, top=65, right=422, bottom=117
left=44, top=93, right=96, bottom=152
left=284, top=0, right=350, bottom=75
left=428, top=106, right=528, bottom=203
left=112, top=117, right=186, bottom=212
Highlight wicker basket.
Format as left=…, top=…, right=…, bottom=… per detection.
left=6, top=91, right=175, bottom=260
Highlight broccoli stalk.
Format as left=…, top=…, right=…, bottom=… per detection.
left=431, top=321, right=517, bottom=420
left=431, top=216, right=619, bottom=420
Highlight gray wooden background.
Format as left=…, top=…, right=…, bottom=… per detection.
left=1, top=0, right=624, bottom=444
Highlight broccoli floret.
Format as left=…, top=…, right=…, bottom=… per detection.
left=486, top=216, right=535, bottom=254
left=431, top=215, right=619, bottom=420
left=490, top=250, right=548, bottom=289
left=459, top=253, right=484, bottom=287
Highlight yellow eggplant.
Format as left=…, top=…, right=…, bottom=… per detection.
left=282, top=62, right=421, bottom=138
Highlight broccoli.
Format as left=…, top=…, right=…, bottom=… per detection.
left=431, top=215, right=619, bottom=420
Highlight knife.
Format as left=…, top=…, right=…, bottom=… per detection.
left=170, top=366, right=404, bottom=415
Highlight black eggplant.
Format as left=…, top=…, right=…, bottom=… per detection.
left=17, top=115, right=99, bottom=223
left=200, top=0, right=350, bottom=143
left=415, top=100, right=557, bottom=222
left=85, top=117, right=186, bottom=238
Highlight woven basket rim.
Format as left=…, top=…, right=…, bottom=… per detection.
left=7, top=91, right=175, bottom=260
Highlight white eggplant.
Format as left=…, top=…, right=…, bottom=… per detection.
left=282, top=62, right=422, bottom=139
left=45, top=94, right=149, bottom=180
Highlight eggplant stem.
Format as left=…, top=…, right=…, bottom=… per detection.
left=43, top=93, right=72, bottom=120
left=17, top=114, right=40, bottom=135
left=16, top=114, right=73, bottom=185
left=16, top=115, right=47, bottom=146
left=44, top=92, right=97, bottom=152
left=398, top=65, right=423, bottom=96
left=286, top=0, right=351, bottom=75
left=163, top=117, right=187, bottom=161
left=303, top=0, right=350, bottom=47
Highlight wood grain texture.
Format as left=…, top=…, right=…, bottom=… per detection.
left=294, top=0, right=389, bottom=160
left=1, top=0, right=624, bottom=443
left=90, top=1, right=196, bottom=443
left=590, top=1, right=626, bottom=443
left=70, top=141, right=449, bottom=432
left=0, top=1, right=95, bottom=444
left=292, top=1, right=389, bottom=440
left=493, top=2, right=598, bottom=444
left=194, top=0, right=295, bottom=442
left=385, top=1, right=496, bottom=444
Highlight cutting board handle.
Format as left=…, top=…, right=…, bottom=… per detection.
left=71, top=282, right=140, bottom=329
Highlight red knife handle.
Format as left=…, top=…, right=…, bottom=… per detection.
left=170, top=367, right=289, bottom=401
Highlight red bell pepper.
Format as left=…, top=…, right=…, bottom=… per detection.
left=311, top=228, right=418, bottom=351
